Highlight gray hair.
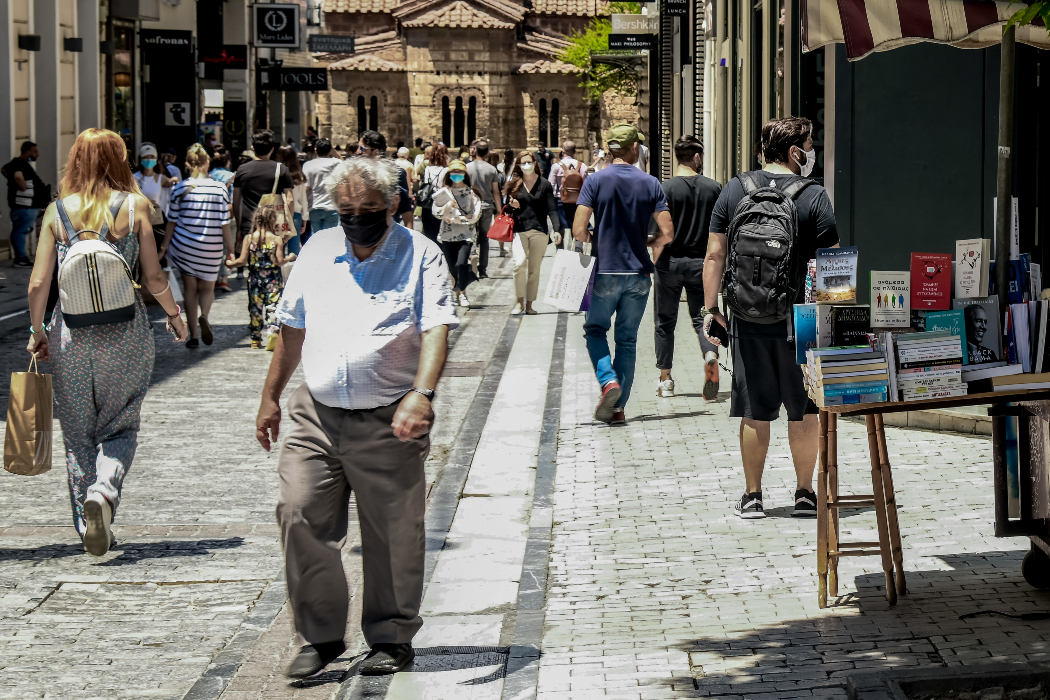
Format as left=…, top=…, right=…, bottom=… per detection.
left=324, top=156, right=400, bottom=206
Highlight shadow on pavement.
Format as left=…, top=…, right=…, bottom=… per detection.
left=629, top=410, right=712, bottom=423
left=98, top=536, right=246, bottom=566
left=679, top=549, right=1048, bottom=698
left=0, top=542, right=88, bottom=561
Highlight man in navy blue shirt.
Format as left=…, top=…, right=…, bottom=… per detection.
left=572, top=124, right=674, bottom=425
left=358, top=130, right=414, bottom=229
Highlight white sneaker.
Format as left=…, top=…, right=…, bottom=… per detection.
left=83, top=495, right=112, bottom=556
left=459, top=292, right=471, bottom=308
left=657, top=378, right=675, bottom=397
left=512, top=302, right=524, bottom=315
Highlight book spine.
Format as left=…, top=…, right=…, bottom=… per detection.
left=897, top=346, right=963, bottom=360
left=902, top=387, right=968, bottom=400
left=821, top=391, right=888, bottom=406
left=898, top=358, right=964, bottom=370
left=898, top=363, right=962, bottom=374
left=821, top=382, right=889, bottom=396
left=898, top=377, right=963, bottom=389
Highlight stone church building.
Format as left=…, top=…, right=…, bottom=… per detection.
left=317, top=0, right=640, bottom=151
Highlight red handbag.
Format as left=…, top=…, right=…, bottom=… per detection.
left=486, top=207, right=515, bottom=243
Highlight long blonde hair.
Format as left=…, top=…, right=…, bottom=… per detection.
left=59, top=128, right=144, bottom=234
left=185, top=142, right=209, bottom=180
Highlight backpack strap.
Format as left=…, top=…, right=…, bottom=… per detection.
left=737, top=172, right=763, bottom=195
left=105, top=192, right=129, bottom=239
left=781, top=177, right=816, bottom=201
left=55, top=198, right=80, bottom=243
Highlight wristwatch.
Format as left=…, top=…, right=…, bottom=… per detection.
left=411, top=387, right=435, bottom=401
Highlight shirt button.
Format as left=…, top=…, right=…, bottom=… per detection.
left=338, top=380, right=346, bottom=386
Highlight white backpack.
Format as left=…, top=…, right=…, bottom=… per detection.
left=56, top=193, right=140, bottom=328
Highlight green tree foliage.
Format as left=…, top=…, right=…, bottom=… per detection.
left=1005, top=0, right=1050, bottom=33
left=559, top=2, right=642, bottom=100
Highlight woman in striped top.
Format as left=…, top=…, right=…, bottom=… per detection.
left=160, top=143, right=234, bottom=348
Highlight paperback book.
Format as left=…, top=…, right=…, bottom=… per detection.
left=830, top=305, right=871, bottom=346
left=955, top=238, right=990, bottom=299
left=910, top=253, right=952, bottom=310
left=989, top=255, right=1031, bottom=304
left=815, top=305, right=835, bottom=347
left=952, top=296, right=1002, bottom=364
left=793, top=304, right=818, bottom=364
left=870, top=271, right=910, bottom=327
left=814, top=247, right=859, bottom=303
left=924, top=310, right=969, bottom=365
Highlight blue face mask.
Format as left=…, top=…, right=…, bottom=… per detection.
left=142, top=159, right=157, bottom=169
left=450, top=173, right=465, bottom=184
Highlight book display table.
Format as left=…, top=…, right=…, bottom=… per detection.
left=817, top=390, right=1050, bottom=608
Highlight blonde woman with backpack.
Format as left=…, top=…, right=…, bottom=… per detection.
left=26, top=128, right=188, bottom=556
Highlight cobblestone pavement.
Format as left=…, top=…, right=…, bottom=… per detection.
left=2, top=241, right=1049, bottom=700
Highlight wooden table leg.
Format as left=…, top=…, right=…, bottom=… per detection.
left=828, top=412, right=840, bottom=597
left=865, top=414, right=898, bottom=606
left=818, top=410, right=829, bottom=608
left=875, top=413, right=906, bottom=597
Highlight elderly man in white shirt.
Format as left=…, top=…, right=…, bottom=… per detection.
left=256, top=156, right=459, bottom=680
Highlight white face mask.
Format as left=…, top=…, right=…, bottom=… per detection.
left=793, top=147, right=816, bottom=177
left=520, top=163, right=535, bottom=174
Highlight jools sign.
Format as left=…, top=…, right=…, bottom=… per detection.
left=258, top=67, right=328, bottom=91
left=254, top=3, right=300, bottom=48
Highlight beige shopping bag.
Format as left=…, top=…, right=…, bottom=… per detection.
left=4, top=355, right=53, bottom=476
left=258, top=163, right=294, bottom=241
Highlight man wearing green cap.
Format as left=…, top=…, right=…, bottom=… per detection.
left=572, top=124, right=674, bottom=425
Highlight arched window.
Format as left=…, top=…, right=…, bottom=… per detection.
left=369, top=95, right=378, bottom=131
left=467, top=96, right=477, bottom=144
left=442, top=96, right=451, bottom=145
left=357, top=95, right=366, bottom=136
left=538, top=99, right=548, bottom=146
left=453, top=96, right=465, bottom=148
left=550, top=98, right=560, bottom=146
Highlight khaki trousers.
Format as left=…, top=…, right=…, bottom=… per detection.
left=513, top=229, right=548, bottom=301
left=276, top=384, right=428, bottom=646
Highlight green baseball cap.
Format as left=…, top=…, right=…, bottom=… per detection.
left=605, top=124, right=644, bottom=150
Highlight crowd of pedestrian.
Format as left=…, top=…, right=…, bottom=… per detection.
left=12, top=113, right=834, bottom=682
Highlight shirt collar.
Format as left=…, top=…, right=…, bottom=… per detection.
left=763, top=163, right=794, bottom=175
left=335, top=222, right=401, bottom=264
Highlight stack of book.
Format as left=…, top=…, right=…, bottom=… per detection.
left=895, top=331, right=966, bottom=401
left=806, top=346, right=889, bottom=407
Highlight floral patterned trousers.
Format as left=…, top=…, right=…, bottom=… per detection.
left=248, top=267, right=284, bottom=342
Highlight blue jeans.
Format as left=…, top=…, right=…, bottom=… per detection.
left=583, top=273, right=652, bottom=410
left=309, top=209, right=339, bottom=238
left=10, top=207, right=38, bottom=258
left=285, top=212, right=303, bottom=255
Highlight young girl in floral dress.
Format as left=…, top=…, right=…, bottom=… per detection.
left=226, top=205, right=294, bottom=349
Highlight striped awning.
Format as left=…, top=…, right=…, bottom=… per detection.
left=802, top=0, right=1050, bottom=60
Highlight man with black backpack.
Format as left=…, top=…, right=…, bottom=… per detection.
left=701, top=116, right=839, bottom=520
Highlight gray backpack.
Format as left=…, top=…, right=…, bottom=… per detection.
left=723, top=173, right=814, bottom=324
left=56, top=193, right=140, bottom=328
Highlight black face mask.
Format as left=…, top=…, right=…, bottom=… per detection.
left=340, top=209, right=389, bottom=248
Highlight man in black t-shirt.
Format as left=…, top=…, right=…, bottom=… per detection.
left=652, top=136, right=723, bottom=402
left=233, top=130, right=295, bottom=243
left=2, top=141, right=45, bottom=266
left=534, top=141, right=553, bottom=178
left=702, top=116, right=839, bottom=520
left=358, top=130, right=414, bottom=230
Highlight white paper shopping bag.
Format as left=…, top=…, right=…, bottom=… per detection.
left=544, top=249, right=595, bottom=312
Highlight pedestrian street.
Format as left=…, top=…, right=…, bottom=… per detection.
left=0, top=244, right=1047, bottom=700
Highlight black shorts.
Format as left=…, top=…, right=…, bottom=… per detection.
left=729, top=317, right=818, bottom=422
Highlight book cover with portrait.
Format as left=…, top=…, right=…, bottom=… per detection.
left=952, top=296, right=1002, bottom=364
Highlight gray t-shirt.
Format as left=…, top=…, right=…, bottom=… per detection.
left=466, top=159, right=499, bottom=204
left=303, top=157, right=341, bottom=211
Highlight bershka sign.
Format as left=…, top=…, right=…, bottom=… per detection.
left=140, top=29, right=191, bottom=50
left=258, top=67, right=328, bottom=91
left=254, top=3, right=300, bottom=48
left=610, top=14, right=658, bottom=33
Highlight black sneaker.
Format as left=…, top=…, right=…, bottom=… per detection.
left=734, top=491, right=765, bottom=519
left=13, top=257, right=33, bottom=267
left=793, top=488, right=818, bottom=517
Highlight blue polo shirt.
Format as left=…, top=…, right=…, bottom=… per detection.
left=577, top=163, right=668, bottom=274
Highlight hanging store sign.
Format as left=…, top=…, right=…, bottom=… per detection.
left=663, top=0, right=689, bottom=16
left=254, top=3, right=300, bottom=48
left=611, top=14, right=659, bottom=33
left=609, top=34, right=659, bottom=50
left=308, top=34, right=355, bottom=54
left=258, top=67, right=328, bottom=91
